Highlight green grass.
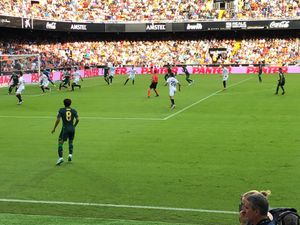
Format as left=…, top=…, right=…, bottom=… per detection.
left=0, top=73, right=300, bottom=225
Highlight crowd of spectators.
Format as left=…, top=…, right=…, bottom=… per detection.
left=0, top=33, right=298, bottom=72
left=0, top=0, right=299, bottom=22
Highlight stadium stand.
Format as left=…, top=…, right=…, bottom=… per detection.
left=0, top=0, right=299, bottom=22
left=0, top=30, right=298, bottom=72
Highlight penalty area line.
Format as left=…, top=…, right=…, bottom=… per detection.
left=0, top=198, right=238, bottom=215
left=163, top=77, right=253, bottom=120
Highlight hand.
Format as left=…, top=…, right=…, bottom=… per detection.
left=239, top=210, right=247, bottom=225
left=51, top=129, right=55, bottom=134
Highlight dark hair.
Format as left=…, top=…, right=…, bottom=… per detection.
left=247, top=193, right=269, bottom=216
left=63, top=98, right=72, bottom=107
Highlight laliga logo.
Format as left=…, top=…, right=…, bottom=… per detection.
left=186, top=23, right=203, bottom=30
left=270, top=21, right=290, bottom=28
left=46, top=22, right=56, bottom=30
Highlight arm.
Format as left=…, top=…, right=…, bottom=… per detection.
left=51, top=117, right=60, bottom=134
left=74, top=117, right=79, bottom=128
left=178, top=83, right=181, bottom=91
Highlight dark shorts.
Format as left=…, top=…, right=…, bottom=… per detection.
left=63, top=79, right=70, bottom=85
left=59, top=128, right=75, bottom=142
left=150, top=82, right=158, bottom=89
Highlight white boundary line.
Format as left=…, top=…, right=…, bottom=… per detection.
left=81, top=116, right=163, bottom=121
left=162, top=77, right=253, bottom=120
left=0, top=198, right=238, bottom=215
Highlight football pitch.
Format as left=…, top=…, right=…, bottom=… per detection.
left=0, top=73, right=299, bottom=225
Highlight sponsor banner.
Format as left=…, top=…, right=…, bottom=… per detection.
left=145, top=23, right=166, bottom=32
left=32, top=20, right=105, bottom=32
left=0, top=68, right=102, bottom=87
left=250, top=20, right=299, bottom=30
left=207, top=22, right=226, bottom=31
left=269, top=20, right=290, bottom=29
left=225, top=21, right=247, bottom=29
left=1, top=66, right=299, bottom=87
left=185, top=22, right=203, bottom=31
left=0, top=75, right=11, bottom=87
left=3, top=18, right=299, bottom=32
left=0, top=15, right=22, bottom=28
left=69, top=23, right=88, bottom=31
left=98, top=66, right=300, bottom=75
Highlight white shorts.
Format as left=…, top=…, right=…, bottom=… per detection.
left=74, top=78, right=80, bottom=84
left=16, top=86, right=25, bottom=95
left=42, top=80, right=49, bottom=87
left=169, top=88, right=176, bottom=97
left=128, top=75, right=135, bottom=80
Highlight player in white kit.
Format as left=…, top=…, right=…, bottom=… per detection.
left=222, top=65, right=229, bottom=90
left=71, top=68, right=83, bottom=91
left=40, top=72, right=51, bottom=93
left=124, top=65, right=137, bottom=85
left=165, top=73, right=181, bottom=109
left=16, top=72, right=25, bottom=105
left=108, top=63, right=115, bottom=84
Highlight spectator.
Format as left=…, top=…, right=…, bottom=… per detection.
left=241, top=192, right=273, bottom=225
left=0, top=31, right=298, bottom=71
left=239, top=190, right=272, bottom=225
left=0, top=0, right=299, bottom=21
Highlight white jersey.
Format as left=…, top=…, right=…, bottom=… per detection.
left=222, top=67, right=229, bottom=81
left=128, top=68, right=137, bottom=79
left=109, top=66, right=115, bottom=77
left=73, top=71, right=81, bottom=83
left=18, top=76, right=25, bottom=89
left=41, top=74, right=49, bottom=87
left=16, top=76, right=25, bottom=94
left=166, top=76, right=179, bottom=97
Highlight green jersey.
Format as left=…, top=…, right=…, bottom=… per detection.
left=11, top=73, right=19, bottom=85
left=62, top=71, right=71, bottom=83
left=57, top=107, right=78, bottom=131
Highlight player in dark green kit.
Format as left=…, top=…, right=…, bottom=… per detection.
left=275, top=67, right=285, bottom=95
left=59, top=69, right=71, bottom=90
left=51, top=98, right=79, bottom=165
left=103, top=65, right=110, bottom=85
left=257, top=61, right=263, bottom=83
left=182, top=65, right=193, bottom=85
left=8, top=72, right=19, bottom=95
